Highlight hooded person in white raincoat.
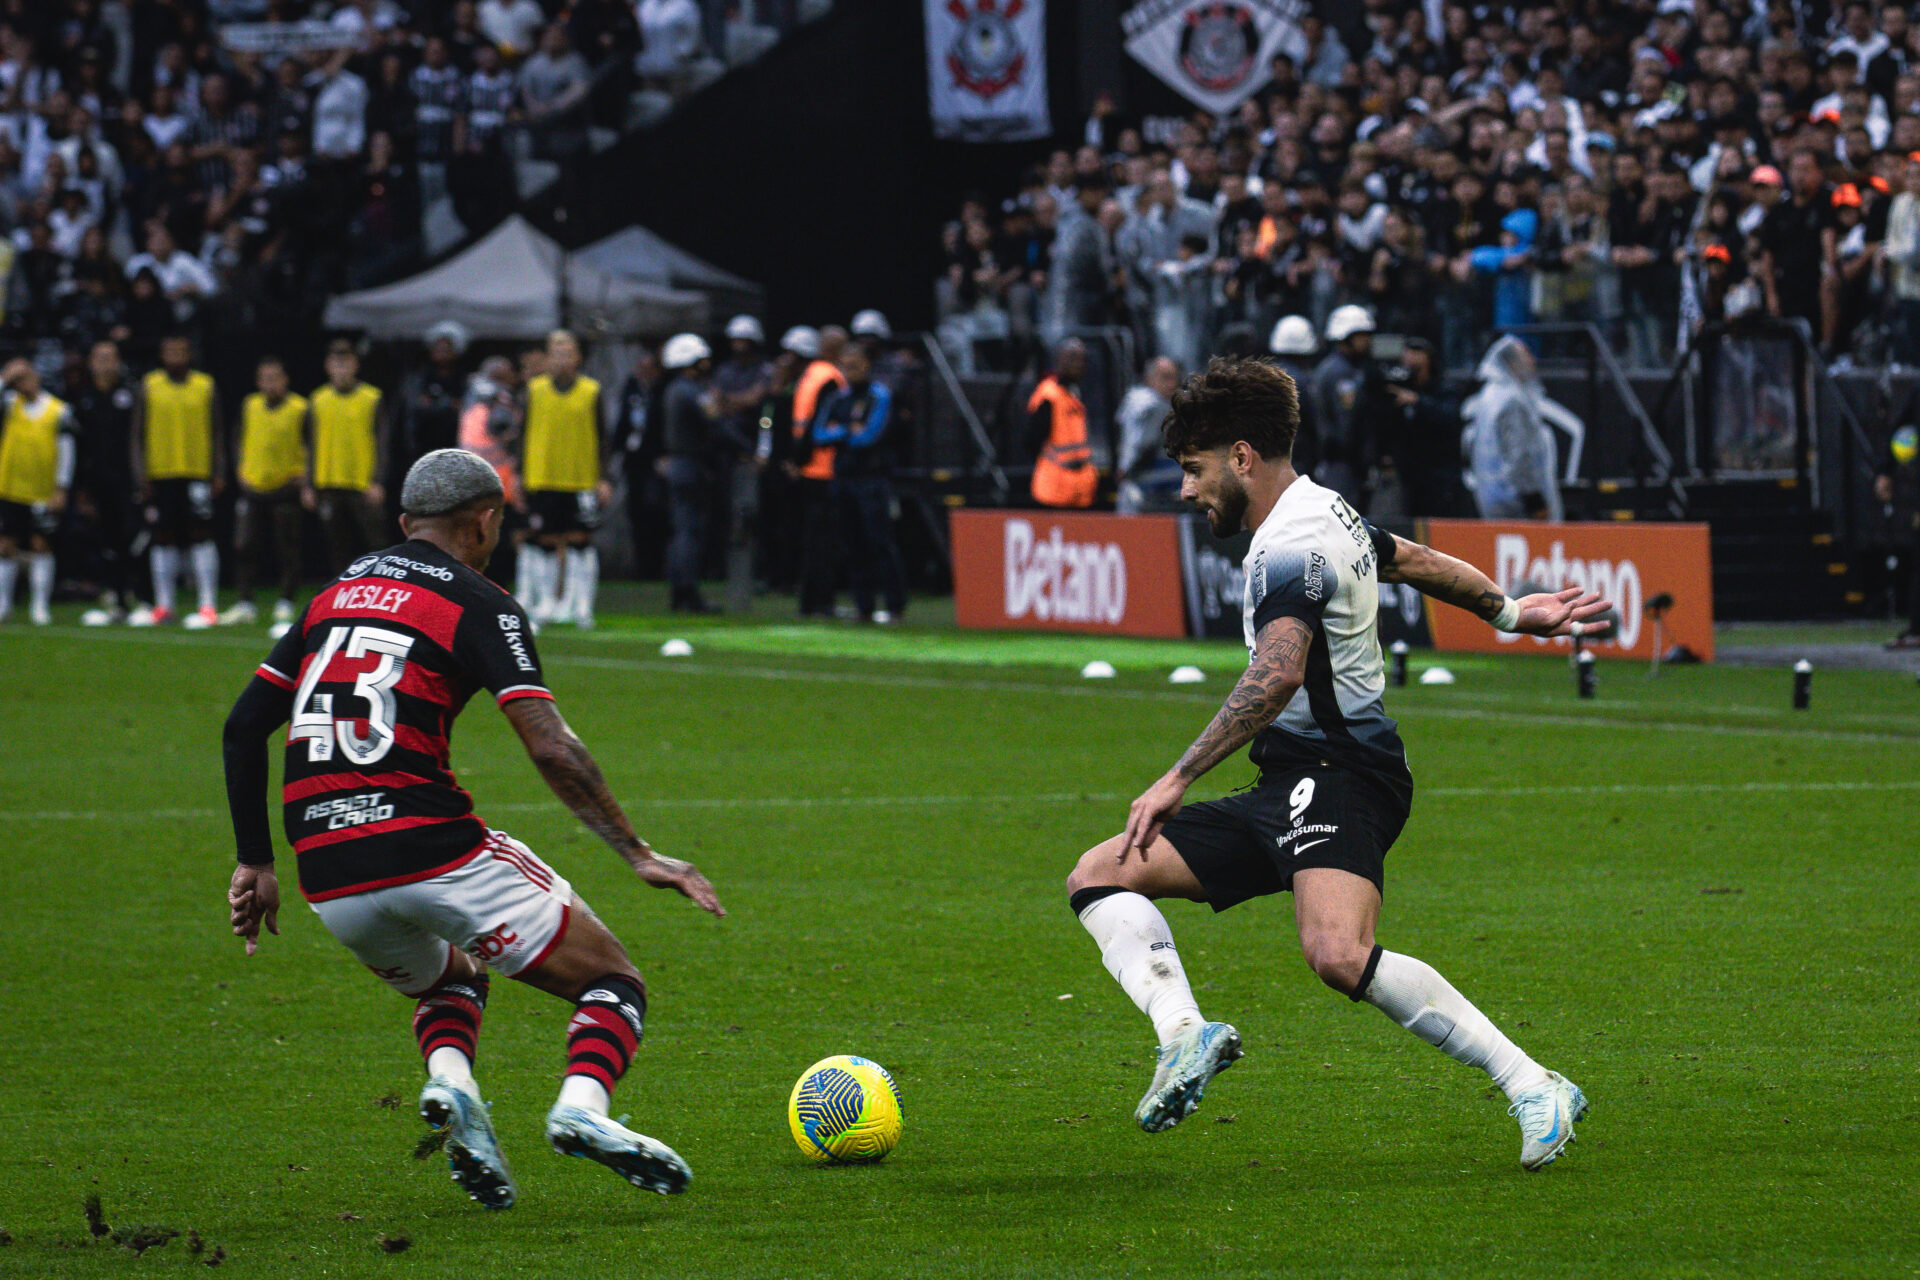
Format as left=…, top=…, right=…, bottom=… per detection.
left=1460, top=336, right=1583, bottom=521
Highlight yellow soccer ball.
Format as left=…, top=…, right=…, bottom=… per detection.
left=788, top=1055, right=903, bottom=1163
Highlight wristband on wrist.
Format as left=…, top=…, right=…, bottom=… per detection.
left=1491, top=596, right=1521, bottom=632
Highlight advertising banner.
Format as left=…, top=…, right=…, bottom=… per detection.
left=1121, top=0, right=1309, bottom=117
left=951, top=509, right=1188, bottom=637
left=1421, top=520, right=1715, bottom=662
left=926, top=0, right=1052, bottom=143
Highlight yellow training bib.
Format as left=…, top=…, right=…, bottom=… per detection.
left=0, top=393, right=69, bottom=505
left=238, top=392, right=309, bottom=492
left=523, top=374, right=602, bottom=492
left=310, top=382, right=382, bottom=491
left=143, top=370, right=215, bottom=481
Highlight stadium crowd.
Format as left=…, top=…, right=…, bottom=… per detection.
left=940, top=0, right=1920, bottom=520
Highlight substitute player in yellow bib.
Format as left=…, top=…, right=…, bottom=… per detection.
left=131, top=334, right=225, bottom=628
left=0, top=358, right=76, bottom=626
left=222, top=356, right=309, bottom=630
left=307, top=339, right=389, bottom=574
left=518, top=330, right=609, bottom=628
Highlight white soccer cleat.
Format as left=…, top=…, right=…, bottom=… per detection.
left=546, top=1104, right=690, bottom=1195
left=182, top=605, right=219, bottom=630
left=29, top=602, right=51, bottom=626
left=1511, top=1070, right=1589, bottom=1171
left=217, top=601, right=258, bottom=626
left=419, top=1077, right=516, bottom=1210
left=127, top=605, right=168, bottom=627
left=1134, top=1021, right=1243, bottom=1133
left=80, top=606, right=123, bottom=626
left=271, top=599, right=297, bottom=625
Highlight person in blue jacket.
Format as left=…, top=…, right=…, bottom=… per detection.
left=1470, top=208, right=1539, bottom=337
left=812, top=345, right=906, bottom=624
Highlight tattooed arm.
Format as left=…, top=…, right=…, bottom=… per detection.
left=502, top=698, right=724, bottom=916
left=1378, top=531, right=1612, bottom=637
left=1120, top=616, right=1313, bottom=858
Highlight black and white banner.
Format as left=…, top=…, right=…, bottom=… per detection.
left=218, top=21, right=361, bottom=56
left=926, top=0, right=1051, bottom=143
left=1121, top=0, right=1309, bottom=116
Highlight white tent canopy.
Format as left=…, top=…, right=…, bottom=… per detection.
left=322, top=215, right=718, bottom=340
left=573, top=225, right=763, bottom=318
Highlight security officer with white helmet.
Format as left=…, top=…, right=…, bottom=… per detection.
left=712, top=315, right=773, bottom=613
left=659, top=332, right=718, bottom=613
left=1305, top=304, right=1383, bottom=508
left=1268, top=314, right=1321, bottom=477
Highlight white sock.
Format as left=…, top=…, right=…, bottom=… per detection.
left=190, top=540, right=219, bottom=613
left=566, top=546, right=597, bottom=619
left=1076, top=891, right=1206, bottom=1046
left=151, top=544, right=180, bottom=614
left=557, top=1075, right=611, bottom=1115
left=426, top=1046, right=475, bottom=1088
left=517, top=545, right=556, bottom=615
left=0, top=557, right=16, bottom=617
left=27, top=552, right=52, bottom=612
left=515, top=543, right=539, bottom=608
left=1361, top=950, right=1551, bottom=1100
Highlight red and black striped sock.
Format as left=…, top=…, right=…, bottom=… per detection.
left=413, top=974, right=490, bottom=1068
left=564, top=974, right=646, bottom=1100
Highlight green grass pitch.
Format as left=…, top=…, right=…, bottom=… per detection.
left=0, top=611, right=1916, bottom=1278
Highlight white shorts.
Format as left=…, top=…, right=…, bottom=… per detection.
left=309, top=830, right=574, bottom=996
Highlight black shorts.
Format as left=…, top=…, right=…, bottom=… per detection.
left=1163, top=764, right=1410, bottom=911
left=147, top=478, right=215, bottom=544
left=0, top=499, right=57, bottom=543
left=527, top=489, right=601, bottom=536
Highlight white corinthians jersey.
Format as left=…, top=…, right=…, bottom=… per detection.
left=1241, top=475, right=1413, bottom=803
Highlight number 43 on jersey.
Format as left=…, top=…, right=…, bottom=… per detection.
left=289, top=624, right=418, bottom=765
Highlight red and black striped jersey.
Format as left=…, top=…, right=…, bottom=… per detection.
left=253, top=540, right=552, bottom=901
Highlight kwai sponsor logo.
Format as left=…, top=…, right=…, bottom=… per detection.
left=1004, top=518, right=1129, bottom=625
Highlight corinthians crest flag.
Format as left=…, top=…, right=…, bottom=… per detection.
left=925, top=0, right=1051, bottom=142
left=1122, top=0, right=1309, bottom=116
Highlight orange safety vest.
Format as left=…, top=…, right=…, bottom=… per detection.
left=1028, top=376, right=1096, bottom=508
left=793, top=359, right=848, bottom=482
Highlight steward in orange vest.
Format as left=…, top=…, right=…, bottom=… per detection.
left=1027, top=339, right=1096, bottom=507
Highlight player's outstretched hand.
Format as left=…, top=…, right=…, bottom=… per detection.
left=1512, top=586, right=1614, bottom=638
left=1122, top=773, right=1188, bottom=861
left=633, top=852, right=726, bottom=918
left=228, top=863, right=280, bottom=956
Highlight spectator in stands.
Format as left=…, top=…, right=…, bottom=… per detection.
left=1885, top=155, right=1920, bottom=363
left=637, top=0, right=706, bottom=87
left=521, top=23, right=593, bottom=163
left=816, top=344, right=904, bottom=624
left=1462, top=336, right=1570, bottom=522
left=225, top=354, right=307, bottom=629
left=1042, top=167, right=1112, bottom=347
left=479, top=0, right=548, bottom=62
left=1757, top=148, right=1839, bottom=348
left=658, top=331, right=718, bottom=615
left=1115, top=354, right=1181, bottom=515
left=308, top=49, right=370, bottom=163
left=453, top=39, right=516, bottom=232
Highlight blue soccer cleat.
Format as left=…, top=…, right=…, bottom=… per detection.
left=1134, top=1021, right=1244, bottom=1133
left=546, top=1104, right=691, bottom=1195
left=419, top=1077, right=516, bottom=1210
left=1511, top=1070, right=1591, bottom=1171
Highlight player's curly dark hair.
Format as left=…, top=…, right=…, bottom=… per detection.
left=1161, top=356, right=1300, bottom=460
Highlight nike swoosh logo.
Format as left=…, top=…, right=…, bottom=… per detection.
left=1291, top=838, right=1330, bottom=855
left=1538, top=1112, right=1562, bottom=1145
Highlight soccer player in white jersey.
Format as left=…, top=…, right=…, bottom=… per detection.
left=1066, top=357, right=1612, bottom=1170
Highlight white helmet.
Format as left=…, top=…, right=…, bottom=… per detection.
left=850, top=308, right=891, bottom=339
left=779, top=325, right=821, bottom=358
left=1325, top=304, right=1376, bottom=343
left=1269, top=314, right=1316, bottom=355
left=661, top=332, right=712, bottom=370
left=724, top=314, right=765, bottom=343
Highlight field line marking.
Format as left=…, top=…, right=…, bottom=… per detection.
left=14, top=626, right=1916, bottom=743
left=5, top=778, right=1917, bottom=823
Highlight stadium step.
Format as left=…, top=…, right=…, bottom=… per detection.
left=1682, top=479, right=1853, bottom=620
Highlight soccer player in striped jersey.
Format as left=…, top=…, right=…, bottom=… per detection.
left=222, top=449, right=724, bottom=1208
left=1065, top=358, right=1612, bottom=1170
